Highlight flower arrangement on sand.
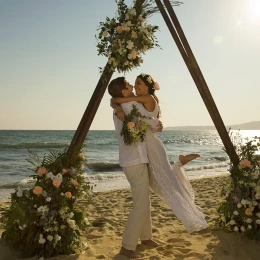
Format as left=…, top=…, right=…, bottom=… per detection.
left=217, top=132, right=260, bottom=240
left=1, top=147, right=93, bottom=259
left=96, top=0, right=161, bottom=73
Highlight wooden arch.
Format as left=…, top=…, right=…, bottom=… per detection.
left=67, top=0, right=239, bottom=172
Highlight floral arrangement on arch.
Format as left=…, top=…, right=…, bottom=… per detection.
left=1, top=147, right=93, bottom=259
left=96, top=0, right=182, bottom=73
left=217, top=132, right=260, bottom=240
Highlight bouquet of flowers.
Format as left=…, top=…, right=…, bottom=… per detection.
left=120, top=105, right=151, bottom=145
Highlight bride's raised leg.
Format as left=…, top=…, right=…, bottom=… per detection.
left=179, top=154, right=200, bottom=165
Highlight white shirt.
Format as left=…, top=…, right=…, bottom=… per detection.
left=113, top=101, right=160, bottom=167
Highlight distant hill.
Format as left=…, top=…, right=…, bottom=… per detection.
left=165, top=121, right=260, bottom=130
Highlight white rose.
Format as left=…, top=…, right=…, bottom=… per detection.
left=246, top=218, right=252, bottom=223
left=47, top=235, right=53, bottom=241
left=46, top=172, right=54, bottom=179
left=229, top=220, right=236, bottom=225
left=221, top=216, right=226, bottom=222
left=240, top=226, right=246, bottom=232
left=46, top=197, right=51, bottom=202
left=248, top=225, right=252, bottom=229
left=256, top=219, right=260, bottom=225
left=39, top=234, right=46, bottom=244
left=234, top=226, right=239, bottom=232
left=102, top=31, right=109, bottom=37
left=55, top=234, right=61, bottom=241
left=233, top=211, right=239, bottom=216
left=56, top=173, right=63, bottom=180
left=241, top=199, right=247, bottom=205
left=256, top=212, right=260, bottom=218
left=237, top=203, right=242, bottom=208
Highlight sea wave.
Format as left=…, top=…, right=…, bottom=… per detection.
left=86, top=162, right=121, bottom=172
left=0, top=143, right=69, bottom=149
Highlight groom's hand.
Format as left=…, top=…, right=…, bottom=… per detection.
left=156, top=121, right=163, bottom=132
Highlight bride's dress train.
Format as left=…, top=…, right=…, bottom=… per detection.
left=145, top=112, right=208, bottom=233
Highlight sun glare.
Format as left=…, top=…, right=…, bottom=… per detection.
left=250, top=0, right=260, bottom=18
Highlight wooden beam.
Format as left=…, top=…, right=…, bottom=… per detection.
left=67, top=63, right=113, bottom=153
left=155, top=0, right=239, bottom=167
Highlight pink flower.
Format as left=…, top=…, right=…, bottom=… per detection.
left=65, top=192, right=72, bottom=198
left=127, top=122, right=135, bottom=129
left=153, top=82, right=160, bottom=91
left=37, top=167, right=47, bottom=176
left=33, top=186, right=43, bottom=195
left=62, top=168, right=69, bottom=175
left=233, top=195, right=240, bottom=204
left=240, top=159, right=251, bottom=167
left=131, top=31, right=138, bottom=39
left=257, top=160, right=260, bottom=167
left=53, top=178, right=62, bottom=188
left=116, top=26, right=123, bottom=34
left=138, top=15, right=144, bottom=22
left=71, top=179, right=79, bottom=186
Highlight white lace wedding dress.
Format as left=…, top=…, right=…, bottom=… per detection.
left=146, top=105, right=208, bottom=233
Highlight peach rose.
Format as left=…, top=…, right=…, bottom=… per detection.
left=116, top=26, right=123, bottom=34
left=33, top=186, right=43, bottom=195
left=53, top=178, right=62, bottom=188
left=257, top=160, right=260, bottom=167
left=245, top=208, right=252, bottom=216
left=71, top=179, right=79, bottom=186
left=138, top=15, right=144, bottom=22
left=37, top=167, right=47, bottom=175
left=131, top=31, right=138, bottom=39
left=62, top=168, right=69, bottom=175
left=127, top=122, right=135, bottom=129
left=240, top=159, right=251, bottom=167
left=78, top=153, right=85, bottom=160
left=65, top=192, right=72, bottom=198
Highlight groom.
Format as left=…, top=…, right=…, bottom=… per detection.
left=108, top=77, right=161, bottom=258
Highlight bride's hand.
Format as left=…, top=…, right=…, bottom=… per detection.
left=156, top=121, right=163, bottom=132
left=115, top=107, right=125, bottom=121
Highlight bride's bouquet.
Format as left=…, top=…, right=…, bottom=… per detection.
left=120, top=105, right=151, bottom=146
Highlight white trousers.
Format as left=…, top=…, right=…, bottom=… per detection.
left=122, top=163, right=152, bottom=251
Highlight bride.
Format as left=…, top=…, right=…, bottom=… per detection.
left=111, top=73, right=208, bottom=233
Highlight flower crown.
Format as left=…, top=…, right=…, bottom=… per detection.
left=140, top=73, right=160, bottom=91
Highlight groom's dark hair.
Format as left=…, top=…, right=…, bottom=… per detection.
left=108, top=77, right=127, bottom=98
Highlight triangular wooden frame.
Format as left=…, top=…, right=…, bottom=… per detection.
left=68, top=0, right=239, bottom=171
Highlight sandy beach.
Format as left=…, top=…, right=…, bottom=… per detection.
left=1, top=174, right=260, bottom=260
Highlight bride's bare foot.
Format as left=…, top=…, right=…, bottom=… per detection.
left=179, top=154, right=200, bottom=165
left=119, top=247, right=141, bottom=259
left=141, top=239, right=159, bottom=247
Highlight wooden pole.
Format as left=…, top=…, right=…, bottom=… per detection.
left=155, top=0, right=239, bottom=166
left=67, top=62, right=113, bottom=153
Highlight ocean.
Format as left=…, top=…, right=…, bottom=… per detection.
left=0, top=129, right=259, bottom=200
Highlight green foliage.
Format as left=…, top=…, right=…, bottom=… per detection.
left=217, top=132, right=260, bottom=240
left=1, top=145, right=93, bottom=259
left=97, top=0, right=182, bottom=73
left=120, top=104, right=151, bottom=145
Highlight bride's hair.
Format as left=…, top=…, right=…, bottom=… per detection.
left=136, top=74, right=161, bottom=118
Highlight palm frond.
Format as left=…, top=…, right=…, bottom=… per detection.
left=134, top=0, right=183, bottom=18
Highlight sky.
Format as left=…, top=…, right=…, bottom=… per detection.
left=0, top=0, right=259, bottom=130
